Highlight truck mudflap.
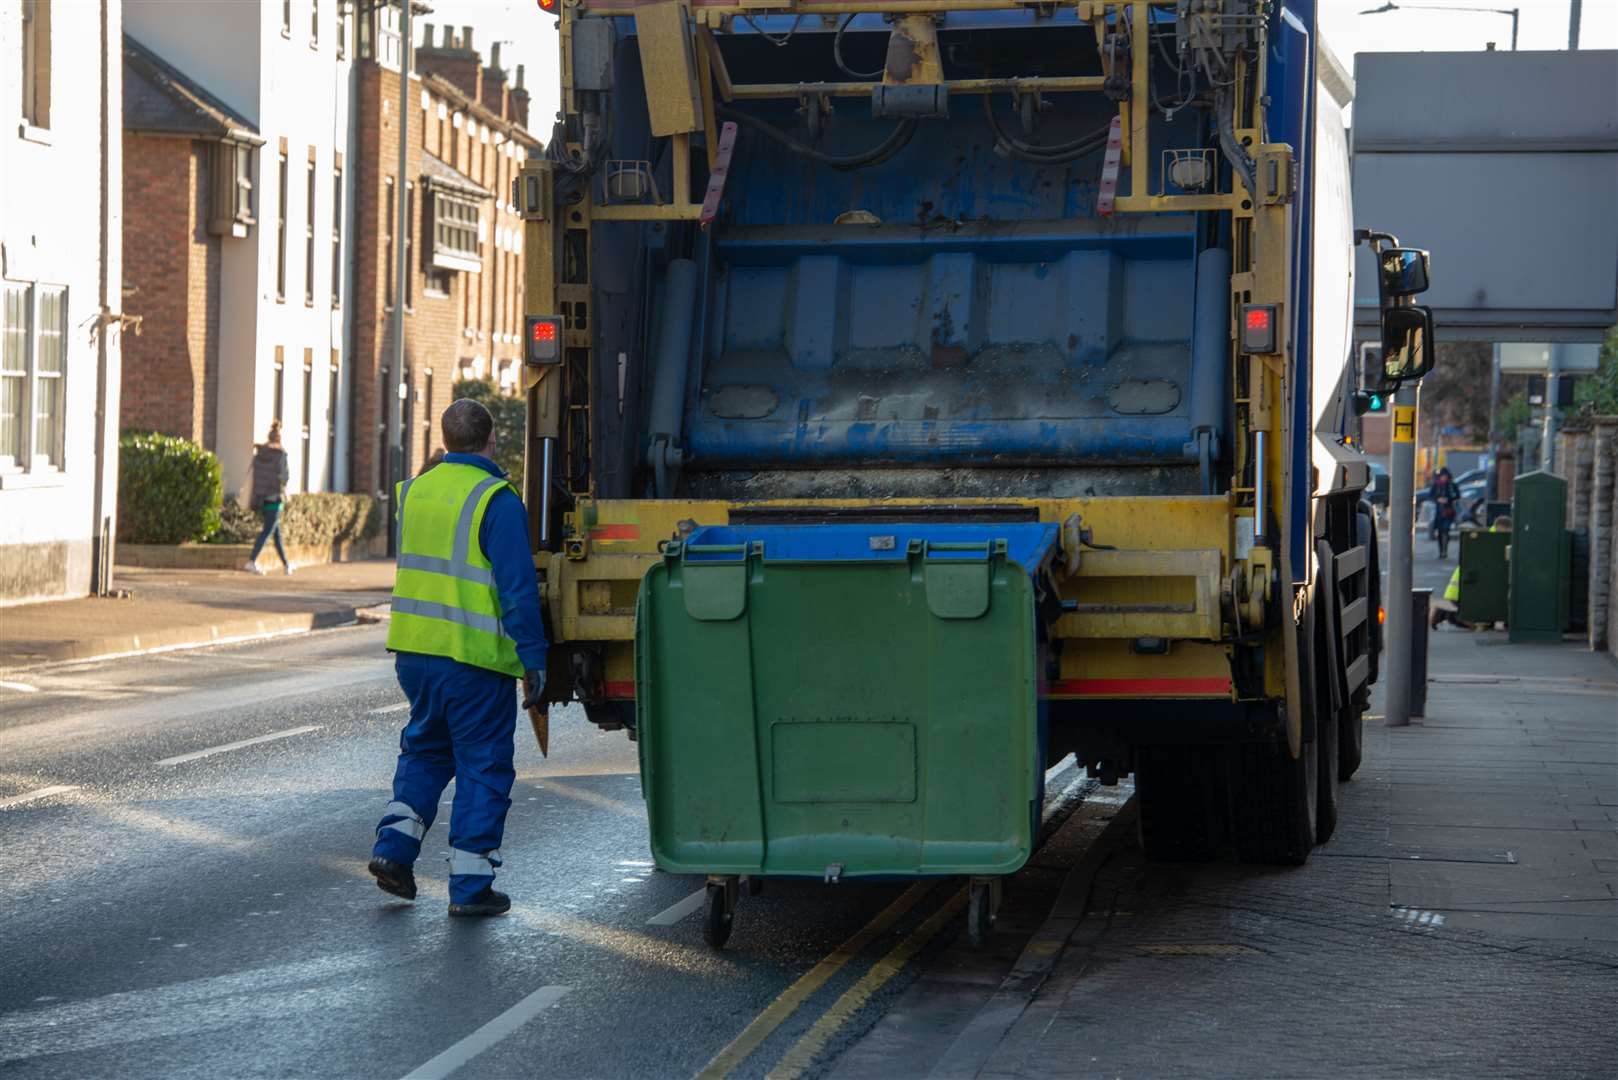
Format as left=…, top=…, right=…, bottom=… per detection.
left=635, top=523, right=1056, bottom=879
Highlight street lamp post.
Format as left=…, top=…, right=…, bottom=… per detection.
left=1359, top=2, right=1520, bottom=51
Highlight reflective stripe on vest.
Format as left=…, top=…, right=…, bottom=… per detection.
left=387, top=463, right=523, bottom=677
left=448, top=848, right=501, bottom=876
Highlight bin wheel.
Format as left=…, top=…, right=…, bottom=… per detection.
left=744, top=875, right=763, bottom=898
left=967, top=881, right=995, bottom=948
left=704, top=882, right=734, bottom=949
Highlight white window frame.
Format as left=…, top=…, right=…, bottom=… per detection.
left=0, top=281, right=68, bottom=476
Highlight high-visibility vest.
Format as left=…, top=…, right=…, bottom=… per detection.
left=386, top=462, right=524, bottom=677
left=1444, top=567, right=1461, bottom=604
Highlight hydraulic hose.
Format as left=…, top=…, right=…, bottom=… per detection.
left=717, top=105, right=917, bottom=171
left=833, top=14, right=885, bottom=80
left=1216, top=87, right=1258, bottom=197
left=980, top=95, right=1111, bottom=164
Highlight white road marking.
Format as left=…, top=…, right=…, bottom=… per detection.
left=0, top=680, right=38, bottom=693
left=647, top=888, right=708, bottom=927
left=154, top=725, right=322, bottom=766
left=0, top=785, right=78, bottom=810
left=369, top=702, right=411, bottom=715
left=399, top=985, right=571, bottom=1080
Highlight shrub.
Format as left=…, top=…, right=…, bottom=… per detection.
left=118, top=432, right=223, bottom=544
left=209, top=493, right=382, bottom=548
left=451, top=376, right=526, bottom=481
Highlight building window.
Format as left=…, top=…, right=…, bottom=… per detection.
left=383, top=177, right=395, bottom=309
left=21, top=0, right=51, bottom=130
left=405, top=182, right=416, bottom=310
left=234, top=144, right=254, bottom=221
left=273, top=346, right=285, bottom=423
left=423, top=369, right=435, bottom=455
left=336, top=1, right=348, bottom=58
left=301, top=350, right=314, bottom=491
left=430, top=192, right=481, bottom=272
left=304, top=156, right=317, bottom=305
left=327, top=351, right=340, bottom=490
left=276, top=152, right=289, bottom=301
left=310, top=0, right=319, bottom=46
left=0, top=283, right=66, bottom=471
left=331, top=165, right=343, bottom=308
left=281, top=0, right=291, bottom=37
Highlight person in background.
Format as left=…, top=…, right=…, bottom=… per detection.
left=244, top=422, right=292, bottom=576
left=1431, top=515, right=1511, bottom=631
left=1428, top=466, right=1462, bottom=559
left=367, top=399, right=548, bottom=917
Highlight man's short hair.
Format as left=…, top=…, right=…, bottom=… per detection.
left=441, top=399, right=495, bottom=453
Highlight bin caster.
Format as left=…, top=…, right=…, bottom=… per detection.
left=967, top=877, right=999, bottom=948
left=705, top=876, right=738, bottom=949
left=743, top=875, right=763, bottom=898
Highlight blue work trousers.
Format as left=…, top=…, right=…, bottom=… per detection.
left=373, top=652, right=518, bottom=903
left=250, top=502, right=289, bottom=568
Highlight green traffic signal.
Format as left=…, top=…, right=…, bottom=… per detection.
left=1351, top=390, right=1386, bottom=416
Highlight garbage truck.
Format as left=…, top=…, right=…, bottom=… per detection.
left=514, top=0, right=1436, bottom=946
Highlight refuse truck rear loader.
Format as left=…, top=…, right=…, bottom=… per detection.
left=515, top=0, right=1437, bottom=946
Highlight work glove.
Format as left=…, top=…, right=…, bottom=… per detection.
left=522, top=669, right=547, bottom=711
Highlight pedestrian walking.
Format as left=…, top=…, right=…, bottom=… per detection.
left=1428, top=466, right=1461, bottom=560
left=244, top=422, right=292, bottom=575
left=367, top=399, right=548, bottom=917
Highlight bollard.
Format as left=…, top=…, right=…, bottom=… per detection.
left=1410, top=588, right=1431, bottom=718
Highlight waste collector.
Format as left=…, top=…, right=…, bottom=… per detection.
left=366, top=398, right=547, bottom=917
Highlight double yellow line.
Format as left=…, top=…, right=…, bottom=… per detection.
left=695, top=882, right=965, bottom=1080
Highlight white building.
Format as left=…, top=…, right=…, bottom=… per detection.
left=125, top=0, right=357, bottom=497
left=0, top=0, right=126, bottom=604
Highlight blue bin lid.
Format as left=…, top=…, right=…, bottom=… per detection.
left=682, top=522, right=1059, bottom=576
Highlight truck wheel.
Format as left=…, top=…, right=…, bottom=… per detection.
left=1136, top=746, right=1225, bottom=861
left=1231, top=713, right=1317, bottom=866
left=1316, top=701, right=1340, bottom=845
left=1340, top=506, right=1377, bottom=781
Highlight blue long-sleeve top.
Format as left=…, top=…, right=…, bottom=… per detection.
left=437, top=451, right=548, bottom=671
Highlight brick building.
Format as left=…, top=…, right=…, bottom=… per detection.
left=122, top=35, right=262, bottom=450
left=349, top=16, right=539, bottom=496
left=123, top=0, right=359, bottom=498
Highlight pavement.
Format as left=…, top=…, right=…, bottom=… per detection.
left=831, top=537, right=1618, bottom=1080
left=0, top=561, right=396, bottom=671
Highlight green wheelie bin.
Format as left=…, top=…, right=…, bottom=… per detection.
left=634, top=523, right=1055, bottom=947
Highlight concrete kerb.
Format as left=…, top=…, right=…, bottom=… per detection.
left=0, top=604, right=392, bottom=676
left=926, top=798, right=1139, bottom=1080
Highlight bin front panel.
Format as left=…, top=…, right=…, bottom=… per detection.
left=636, top=530, right=1044, bottom=879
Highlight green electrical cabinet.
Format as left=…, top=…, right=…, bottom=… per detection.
left=1457, top=528, right=1510, bottom=625
left=1508, top=471, right=1569, bottom=643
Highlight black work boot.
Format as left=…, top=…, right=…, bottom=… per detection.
left=368, top=856, right=418, bottom=901
left=448, top=887, right=511, bottom=917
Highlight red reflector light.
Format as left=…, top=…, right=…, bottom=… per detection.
left=538, top=0, right=557, bottom=10
left=1240, top=303, right=1279, bottom=354
left=532, top=320, right=557, bottom=343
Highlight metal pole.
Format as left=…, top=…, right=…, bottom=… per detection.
left=387, top=0, right=411, bottom=547
left=1385, top=381, right=1419, bottom=727
left=1544, top=343, right=1564, bottom=473
left=1487, top=342, right=1501, bottom=499
left=1568, top=0, right=1581, bottom=49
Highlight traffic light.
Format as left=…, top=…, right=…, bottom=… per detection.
left=1351, top=389, right=1386, bottom=416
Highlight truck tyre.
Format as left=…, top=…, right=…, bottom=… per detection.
left=1313, top=573, right=1340, bottom=845
left=1340, top=506, right=1378, bottom=781
left=1231, top=732, right=1317, bottom=865
left=1136, top=746, right=1225, bottom=861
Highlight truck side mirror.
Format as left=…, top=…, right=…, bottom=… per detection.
left=1378, top=247, right=1430, bottom=301
left=1380, top=305, right=1435, bottom=387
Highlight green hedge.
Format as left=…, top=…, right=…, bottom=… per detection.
left=118, top=432, right=223, bottom=544
left=212, top=492, right=382, bottom=547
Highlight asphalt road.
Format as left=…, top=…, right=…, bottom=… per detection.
left=0, top=627, right=1091, bottom=1080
